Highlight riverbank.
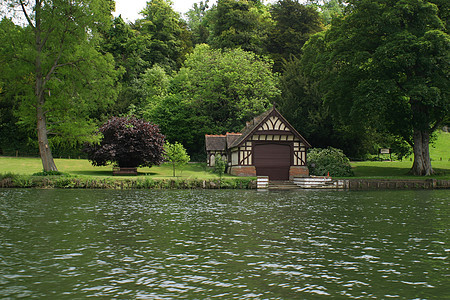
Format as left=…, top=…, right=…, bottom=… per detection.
left=2, top=173, right=450, bottom=190
left=341, top=178, right=450, bottom=190
left=1, top=156, right=449, bottom=190
left=0, top=174, right=255, bottom=189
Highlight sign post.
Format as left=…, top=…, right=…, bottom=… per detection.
left=378, top=148, right=392, bottom=161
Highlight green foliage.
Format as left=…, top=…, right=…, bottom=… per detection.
left=214, top=155, right=227, bottom=179
left=268, top=0, right=323, bottom=72
left=32, top=170, right=64, bottom=176
left=185, top=0, right=211, bottom=45
left=145, top=44, right=280, bottom=155
left=136, top=0, right=192, bottom=71
left=209, top=0, right=271, bottom=55
left=164, top=141, right=190, bottom=177
left=301, top=0, right=449, bottom=175
left=0, top=172, right=256, bottom=189
left=131, top=65, right=171, bottom=114
left=308, top=147, right=354, bottom=177
left=1, top=0, right=120, bottom=171
left=311, top=0, right=345, bottom=26
left=278, top=55, right=335, bottom=149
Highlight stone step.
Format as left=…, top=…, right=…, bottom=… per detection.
left=268, top=181, right=300, bottom=190
left=292, top=176, right=346, bottom=189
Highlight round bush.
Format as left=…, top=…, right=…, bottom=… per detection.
left=307, top=147, right=354, bottom=177
left=84, top=117, right=165, bottom=168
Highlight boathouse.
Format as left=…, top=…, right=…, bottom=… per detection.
left=205, top=106, right=311, bottom=180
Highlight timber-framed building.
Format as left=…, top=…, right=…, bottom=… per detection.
left=205, top=106, right=311, bottom=180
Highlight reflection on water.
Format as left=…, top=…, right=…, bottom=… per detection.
left=0, top=189, right=448, bottom=298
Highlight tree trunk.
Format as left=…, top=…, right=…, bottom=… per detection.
left=34, top=2, right=57, bottom=172
left=410, top=129, right=433, bottom=176
left=37, top=105, right=58, bottom=172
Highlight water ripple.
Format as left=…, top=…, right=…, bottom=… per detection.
left=0, top=189, right=448, bottom=298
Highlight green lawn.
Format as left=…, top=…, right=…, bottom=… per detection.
left=351, top=130, right=450, bottom=179
left=0, top=157, right=227, bottom=179
left=1, top=131, right=448, bottom=180
left=428, top=130, right=450, bottom=161
left=351, top=160, right=450, bottom=179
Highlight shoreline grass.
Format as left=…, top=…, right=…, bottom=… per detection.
left=0, top=156, right=230, bottom=179
left=350, top=160, right=450, bottom=179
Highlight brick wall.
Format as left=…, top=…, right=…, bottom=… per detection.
left=229, top=166, right=257, bottom=177
left=289, top=166, right=309, bottom=180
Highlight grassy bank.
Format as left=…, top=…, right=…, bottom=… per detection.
left=0, top=157, right=256, bottom=189
left=350, top=131, right=450, bottom=179
left=0, top=173, right=254, bottom=189
left=0, top=130, right=448, bottom=187
left=0, top=157, right=228, bottom=179
left=351, top=160, right=450, bottom=179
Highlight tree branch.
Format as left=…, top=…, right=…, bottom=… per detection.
left=19, top=0, right=35, bottom=30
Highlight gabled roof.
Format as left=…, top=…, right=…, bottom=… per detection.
left=228, top=106, right=311, bottom=149
left=205, top=135, right=227, bottom=151
left=226, top=133, right=242, bottom=147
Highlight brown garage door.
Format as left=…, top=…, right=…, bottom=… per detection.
left=254, top=143, right=291, bottom=180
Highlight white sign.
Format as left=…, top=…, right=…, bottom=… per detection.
left=380, top=148, right=390, bottom=154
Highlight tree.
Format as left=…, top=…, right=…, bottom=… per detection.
left=135, top=0, right=192, bottom=71
left=2, top=0, right=119, bottom=171
left=144, top=44, right=280, bottom=155
left=307, top=147, right=353, bottom=177
left=319, top=0, right=345, bottom=26
left=84, top=117, right=165, bottom=169
left=100, top=16, right=143, bottom=114
left=181, top=44, right=280, bottom=131
left=278, top=55, right=336, bottom=150
left=268, top=0, right=323, bottom=72
left=209, top=0, right=271, bottom=55
left=301, top=0, right=449, bottom=175
left=279, top=46, right=382, bottom=158
left=214, top=155, right=227, bottom=180
left=164, top=141, right=190, bottom=177
left=185, top=0, right=211, bottom=45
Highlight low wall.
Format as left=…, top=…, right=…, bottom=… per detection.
left=289, top=166, right=309, bottom=180
left=229, top=166, right=257, bottom=177
left=342, top=179, right=450, bottom=190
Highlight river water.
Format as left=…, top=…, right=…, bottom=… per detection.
left=0, top=189, right=448, bottom=299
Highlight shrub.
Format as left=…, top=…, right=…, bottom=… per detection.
left=214, top=155, right=227, bottom=179
left=32, top=170, right=64, bottom=176
left=84, top=117, right=165, bottom=168
left=307, top=147, right=354, bottom=177
left=164, top=141, right=190, bottom=177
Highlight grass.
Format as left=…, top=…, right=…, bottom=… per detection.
left=0, top=131, right=448, bottom=181
left=350, top=130, right=450, bottom=179
left=0, top=157, right=229, bottom=179
left=429, top=130, right=450, bottom=160
left=351, top=160, right=450, bottom=179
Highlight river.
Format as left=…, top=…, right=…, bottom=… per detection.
left=0, top=189, right=448, bottom=298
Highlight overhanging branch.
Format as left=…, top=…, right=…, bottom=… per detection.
left=19, top=0, right=35, bottom=31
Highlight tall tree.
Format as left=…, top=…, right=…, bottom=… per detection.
left=2, top=0, right=119, bottom=171
left=268, top=0, right=323, bottom=72
left=0, top=18, right=34, bottom=156
left=209, top=0, right=271, bottom=55
left=302, top=0, right=449, bottom=175
left=144, top=44, right=280, bottom=155
left=319, top=0, right=345, bottom=25
left=185, top=0, right=211, bottom=45
left=135, top=0, right=192, bottom=71
left=101, top=16, right=153, bottom=114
